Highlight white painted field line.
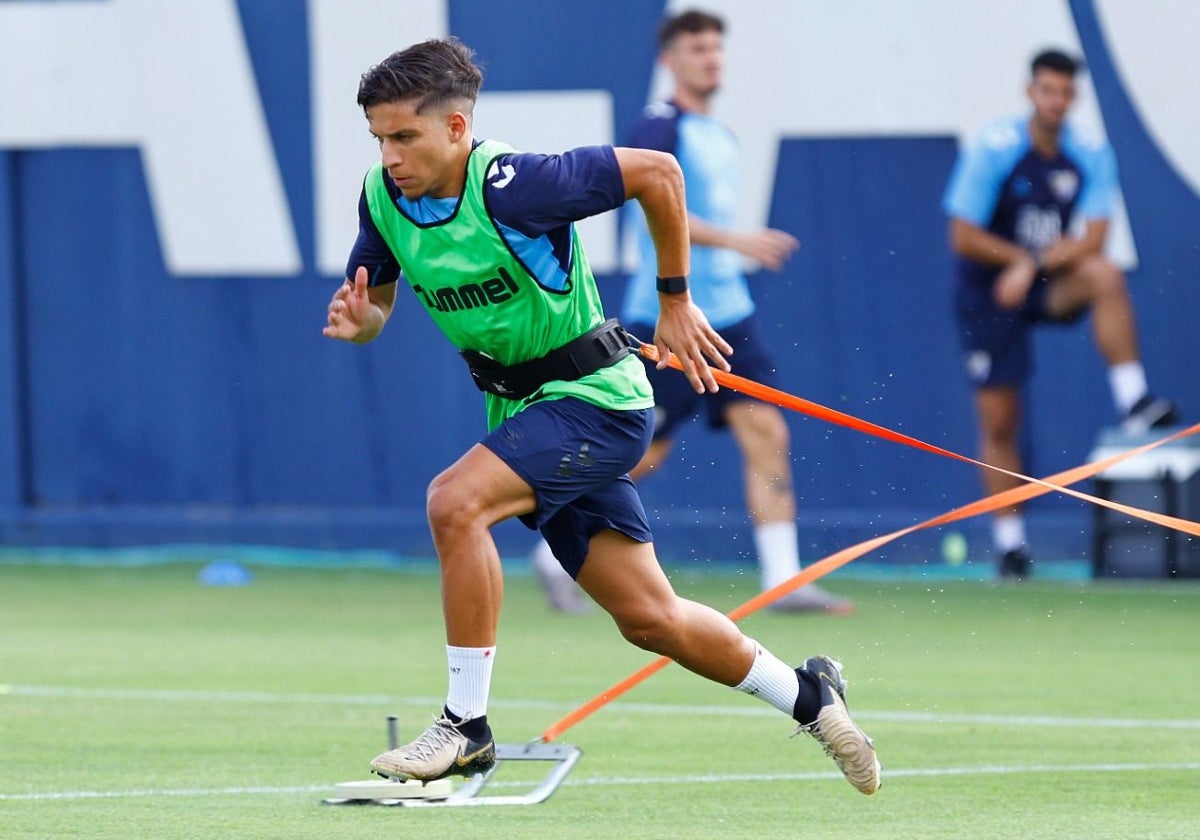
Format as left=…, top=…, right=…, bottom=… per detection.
left=2, top=763, right=1198, bottom=802
left=0, top=684, right=411, bottom=706
left=0, top=785, right=329, bottom=802
left=572, top=762, right=1200, bottom=787
left=5, top=684, right=1200, bottom=731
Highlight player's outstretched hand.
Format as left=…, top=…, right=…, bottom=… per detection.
left=323, top=267, right=372, bottom=341
left=732, top=228, right=800, bottom=272
left=654, top=296, right=733, bottom=394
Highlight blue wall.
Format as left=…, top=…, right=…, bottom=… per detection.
left=1, top=0, right=1197, bottom=567
left=1, top=152, right=23, bottom=509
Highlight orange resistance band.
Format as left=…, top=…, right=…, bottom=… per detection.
left=538, top=345, right=1200, bottom=743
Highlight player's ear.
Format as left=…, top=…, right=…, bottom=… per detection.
left=447, top=110, right=469, bottom=142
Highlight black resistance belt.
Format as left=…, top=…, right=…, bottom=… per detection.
left=459, top=318, right=635, bottom=400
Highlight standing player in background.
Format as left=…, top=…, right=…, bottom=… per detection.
left=943, top=48, right=1178, bottom=580
left=324, top=37, right=880, bottom=795
left=532, top=8, right=854, bottom=615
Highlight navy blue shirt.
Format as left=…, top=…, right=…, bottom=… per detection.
left=346, top=142, right=625, bottom=291
left=943, top=116, right=1117, bottom=286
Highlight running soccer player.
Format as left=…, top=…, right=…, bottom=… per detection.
left=532, top=8, right=853, bottom=615
left=323, top=37, right=880, bottom=795
left=943, top=47, right=1178, bottom=579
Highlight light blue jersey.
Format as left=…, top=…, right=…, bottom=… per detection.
left=622, top=100, right=755, bottom=330
left=941, top=115, right=1121, bottom=388
left=943, top=116, right=1117, bottom=263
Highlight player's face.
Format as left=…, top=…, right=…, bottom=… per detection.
left=664, top=29, right=725, bottom=98
left=366, top=99, right=468, bottom=199
left=1027, top=69, right=1076, bottom=134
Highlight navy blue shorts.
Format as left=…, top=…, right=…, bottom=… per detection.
left=481, top=397, right=654, bottom=579
left=627, top=314, right=778, bottom=440
left=954, top=273, right=1083, bottom=388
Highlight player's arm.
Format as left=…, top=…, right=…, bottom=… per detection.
left=944, top=131, right=1037, bottom=309
left=944, top=125, right=1033, bottom=271
left=949, top=217, right=1035, bottom=269
left=325, top=188, right=401, bottom=343
left=323, top=267, right=397, bottom=344
left=1039, top=218, right=1109, bottom=274
left=613, top=146, right=732, bottom=392
left=627, top=111, right=795, bottom=270
left=950, top=217, right=1038, bottom=310
left=687, top=216, right=798, bottom=272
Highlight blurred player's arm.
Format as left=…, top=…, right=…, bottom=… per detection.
left=1039, top=218, right=1109, bottom=274
left=614, top=146, right=732, bottom=391
left=949, top=217, right=1038, bottom=310
left=687, top=215, right=798, bottom=272
left=949, top=216, right=1032, bottom=268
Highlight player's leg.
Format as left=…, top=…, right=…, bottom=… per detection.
left=580, top=529, right=753, bottom=681
left=1044, top=257, right=1177, bottom=430
left=576, top=528, right=880, bottom=794
left=426, top=444, right=536, bottom=646
left=531, top=434, right=678, bottom=614
left=724, top=400, right=853, bottom=612
left=716, top=316, right=852, bottom=612
left=371, top=442, right=537, bottom=781
left=530, top=530, right=591, bottom=614
left=725, top=400, right=795, bottom=524
left=976, top=385, right=1031, bottom=578
left=958, top=280, right=1034, bottom=577
left=531, top=328, right=694, bottom=613
left=1044, top=254, right=1136, bottom=363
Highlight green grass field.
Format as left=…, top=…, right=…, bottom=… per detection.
left=1, top=558, right=1198, bottom=839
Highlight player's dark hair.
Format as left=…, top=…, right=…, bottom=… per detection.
left=357, top=37, right=483, bottom=115
left=658, top=9, right=725, bottom=50
left=1030, top=48, right=1082, bottom=78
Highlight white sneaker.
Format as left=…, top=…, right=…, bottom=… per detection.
left=792, top=656, right=881, bottom=794
left=769, top=584, right=855, bottom=615
left=370, top=716, right=495, bottom=781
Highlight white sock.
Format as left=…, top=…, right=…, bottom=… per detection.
left=532, top=537, right=572, bottom=583
left=734, top=640, right=800, bottom=717
left=445, top=645, right=496, bottom=721
left=992, top=514, right=1026, bottom=553
left=1108, top=361, right=1148, bottom=415
left=754, top=521, right=802, bottom=591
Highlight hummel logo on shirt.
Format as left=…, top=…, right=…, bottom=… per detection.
left=487, top=161, right=516, bottom=189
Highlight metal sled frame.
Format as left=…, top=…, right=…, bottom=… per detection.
left=323, top=717, right=582, bottom=808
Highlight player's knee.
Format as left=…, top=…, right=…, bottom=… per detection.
left=731, top=403, right=789, bottom=452
left=980, top=415, right=1018, bottom=443
left=425, top=473, right=480, bottom=536
left=760, top=409, right=790, bottom=451
left=613, top=600, right=683, bottom=653
left=1078, top=254, right=1126, bottom=298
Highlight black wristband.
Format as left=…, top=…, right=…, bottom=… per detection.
left=656, top=275, right=688, bottom=294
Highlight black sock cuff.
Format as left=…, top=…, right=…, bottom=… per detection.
left=792, top=668, right=821, bottom=725
left=444, top=707, right=490, bottom=739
